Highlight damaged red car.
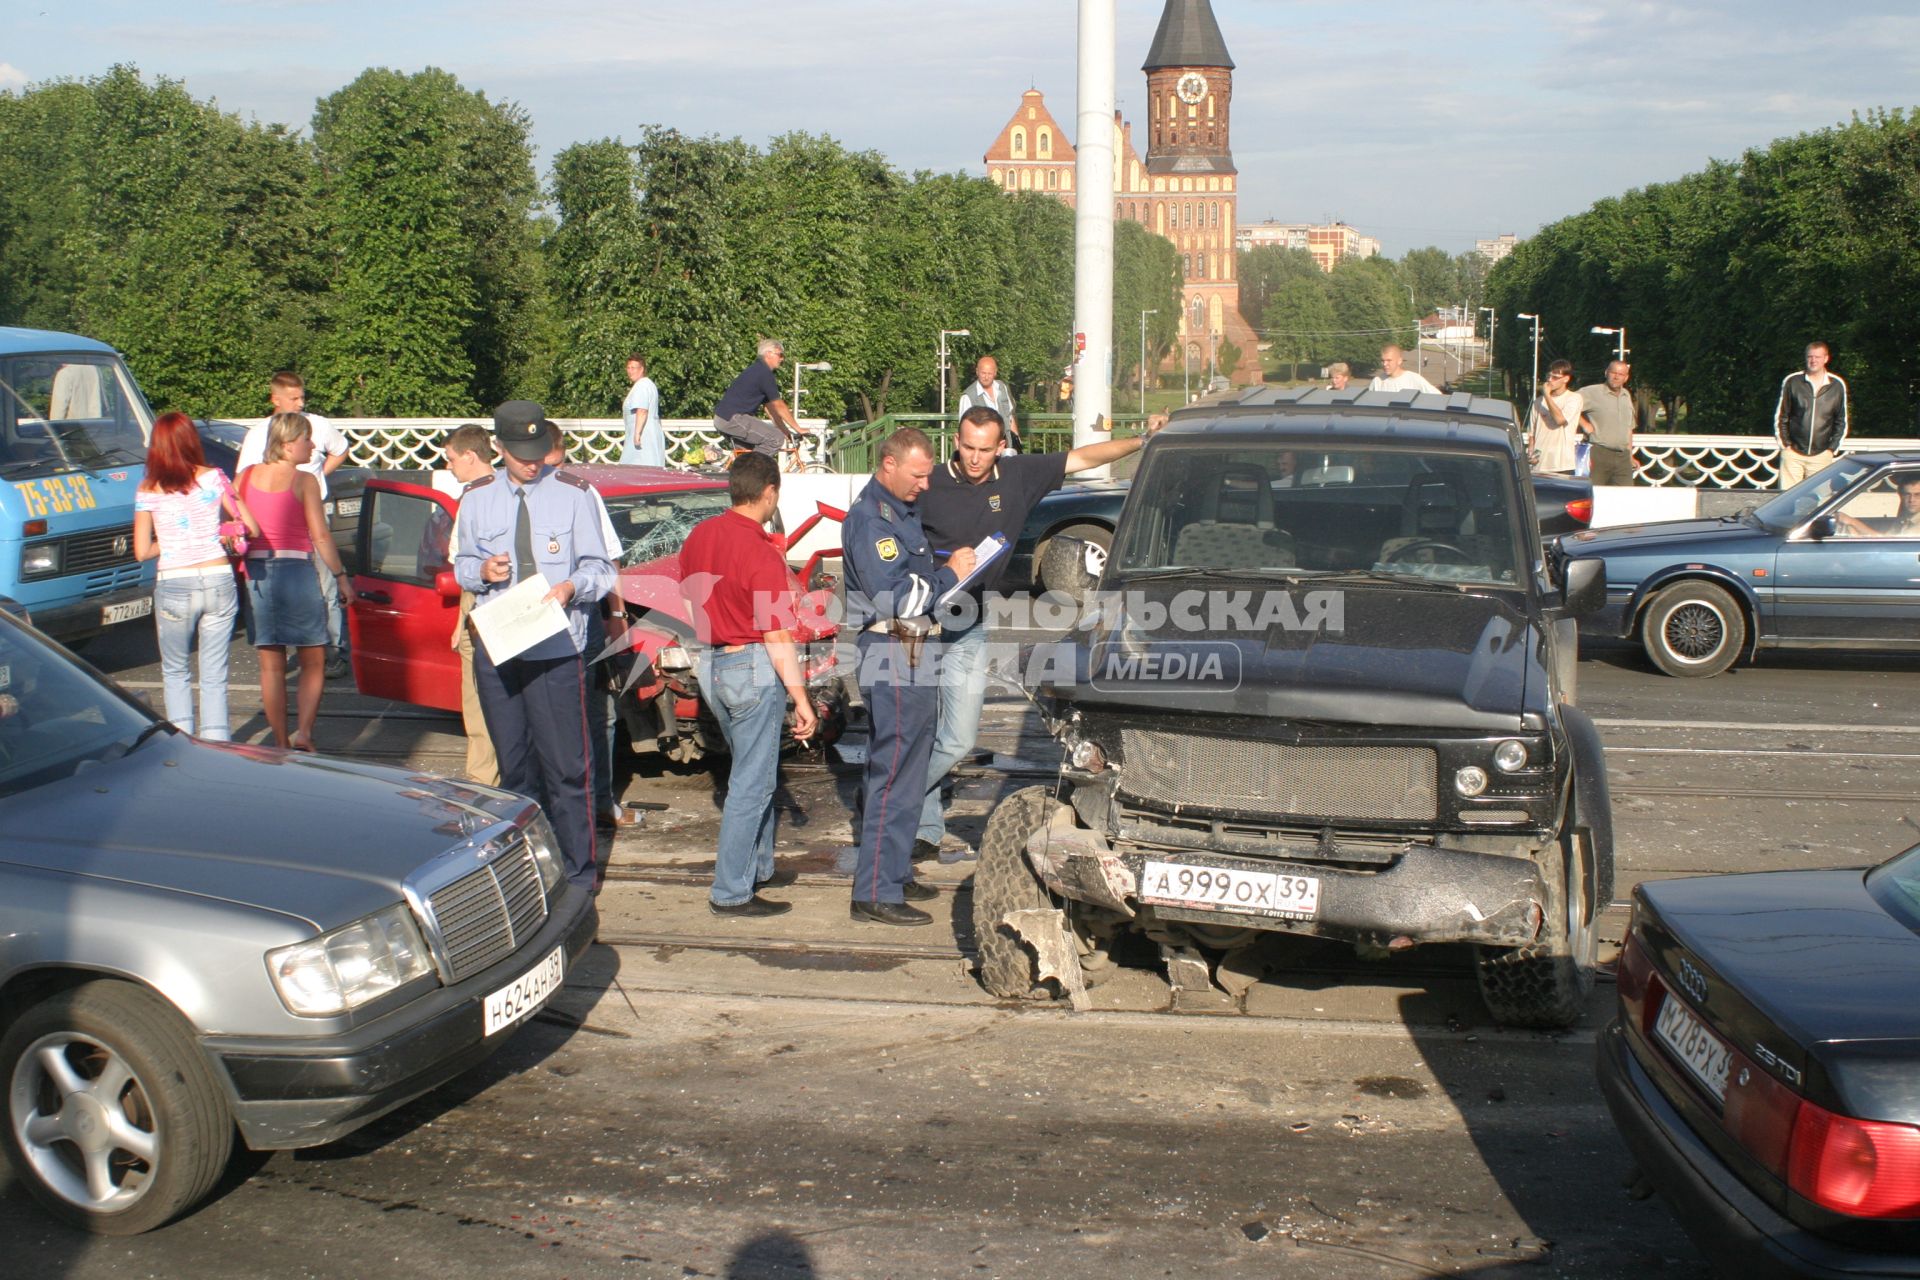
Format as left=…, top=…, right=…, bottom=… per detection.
left=344, top=466, right=845, bottom=763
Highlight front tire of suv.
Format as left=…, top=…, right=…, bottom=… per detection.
left=1641, top=580, right=1745, bottom=678
left=1, top=980, right=235, bottom=1234
left=1474, top=811, right=1597, bottom=1029
left=972, top=786, right=1067, bottom=1000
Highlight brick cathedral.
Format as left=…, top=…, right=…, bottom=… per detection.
left=982, top=0, right=1262, bottom=384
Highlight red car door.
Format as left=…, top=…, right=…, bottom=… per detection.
left=346, top=479, right=462, bottom=713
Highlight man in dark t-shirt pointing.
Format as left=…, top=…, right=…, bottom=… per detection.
left=713, top=338, right=802, bottom=457
left=911, top=403, right=1163, bottom=859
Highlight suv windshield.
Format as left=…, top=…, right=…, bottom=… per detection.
left=603, top=488, right=733, bottom=567
left=1113, top=443, right=1524, bottom=586
left=1750, top=457, right=1873, bottom=530
left=0, top=353, right=155, bottom=477
left=0, top=617, right=159, bottom=797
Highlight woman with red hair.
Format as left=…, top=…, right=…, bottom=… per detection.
left=134, top=412, right=259, bottom=740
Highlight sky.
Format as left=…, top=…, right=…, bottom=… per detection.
left=8, top=0, right=1920, bottom=257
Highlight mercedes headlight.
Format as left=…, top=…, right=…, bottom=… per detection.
left=267, top=903, right=435, bottom=1017
left=1453, top=766, right=1490, bottom=798
left=1492, top=740, right=1528, bottom=773
left=525, top=812, right=565, bottom=894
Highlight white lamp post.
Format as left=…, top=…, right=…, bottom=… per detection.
left=1516, top=313, right=1541, bottom=409
left=792, top=359, right=831, bottom=407
left=1477, top=306, right=1496, bottom=389
left=1590, top=324, right=1628, bottom=362
left=1138, top=308, right=1157, bottom=415
left=937, top=329, right=970, bottom=418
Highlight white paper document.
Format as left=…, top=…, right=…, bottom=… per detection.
left=470, top=574, right=570, bottom=664
left=936, top=533, right=1008, bottom=608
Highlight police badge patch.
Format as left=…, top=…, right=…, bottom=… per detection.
left=876, top=537, right=900, bottom=562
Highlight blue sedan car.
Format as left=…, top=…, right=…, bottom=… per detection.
left=1567, top=451, right=1920, bottom=676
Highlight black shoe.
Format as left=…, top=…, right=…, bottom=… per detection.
left=756, top=867, right=800, bottom=889
left=901, top=879, right=940, bottom=902
left=911, top=839, right=941, bottom=863
left=710, top=895, right=793, bottom=918
left=850, top=899, right=932, bottom=926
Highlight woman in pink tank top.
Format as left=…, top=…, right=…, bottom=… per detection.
left=237, top=413, right=355, bottom=751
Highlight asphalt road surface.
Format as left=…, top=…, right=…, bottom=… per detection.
left=6, top=622, right=1918, bottom=1278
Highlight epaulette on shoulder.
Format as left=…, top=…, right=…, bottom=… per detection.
left=552, top=468, right=591, bottom=490
left=465, top=473, right=496, bottom=491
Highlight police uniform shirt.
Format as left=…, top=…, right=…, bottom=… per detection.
left=841, top=481, right=960, bottom=630
left=918, top=453, right=1068, bottom=600
left=453, top=466, right=615, bottom=661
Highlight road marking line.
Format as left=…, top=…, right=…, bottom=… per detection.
left=1595, top=717, right=1920, bottom=735
left=1608, top=747, right=1920, bottom=761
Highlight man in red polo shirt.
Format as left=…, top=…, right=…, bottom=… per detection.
left=679, top=453, right=817, bottom=916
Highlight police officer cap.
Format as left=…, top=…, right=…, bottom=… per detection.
left=493, top=400, right=557, bottom=460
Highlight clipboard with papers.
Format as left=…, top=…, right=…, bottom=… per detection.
left=936, top=533, right=1008, bottom=608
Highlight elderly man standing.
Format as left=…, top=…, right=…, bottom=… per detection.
left=1774, top=341, right=1849, bottom=489
left=713, top=339, right=801, bottom=458
left=1368, top=344, right=1441, bottom=394
left=439, top=424, right=501, bottom=785
left=840, top=429, right=976, bottom=926
left=1578, top=360, right=1638, bottom=486
left=958, top=355, right=1021, bottom=453
left=455, top=401, right=615, bottom=892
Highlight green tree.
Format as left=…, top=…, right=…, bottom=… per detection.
left=1112, top=220, right=1181, bottom=395
left=1328, top=258, right=1408, bottom=369
left=1237, top=246, right=1320, bottom=330
left=1261, top=276, right=1338, bottom=370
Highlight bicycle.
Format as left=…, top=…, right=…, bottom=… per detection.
left=724, top=421, right=836, bottom=474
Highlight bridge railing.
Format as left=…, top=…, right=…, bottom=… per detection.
left=297, top=418, right=1920, bottom=488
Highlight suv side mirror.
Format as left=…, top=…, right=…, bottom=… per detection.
left=1040, top=535, right=1100, bottom=598
left=1807, top=514, right=1837, bottom=540
left=1561, top=557, right=1606, bottom=617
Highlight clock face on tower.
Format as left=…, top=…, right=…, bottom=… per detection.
left=1175, top=72, right=1208, bottom=105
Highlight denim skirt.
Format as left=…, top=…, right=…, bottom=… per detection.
left=243, top=555, right=330, bottom=648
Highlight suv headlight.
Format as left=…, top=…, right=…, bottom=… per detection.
left=267, top=903, right=435, bottom=1017
left=525, top=813, right=565, bottom=894
left=1492, top=740, right=1528, bottom=772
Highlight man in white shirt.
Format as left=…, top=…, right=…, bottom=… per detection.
left=239, top=372, right=353, bottom=677
left=1368, top=344, right=1441, bottom=395
left=1525, top=360, right=1584, bottom=474
left=957, top=355, right=1021, bottom=453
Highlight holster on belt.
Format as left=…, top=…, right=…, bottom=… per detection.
left=881, top=616, right=937, bottom=669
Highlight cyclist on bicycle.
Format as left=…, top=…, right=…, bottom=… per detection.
left=713, top=339, right=802, bottom=459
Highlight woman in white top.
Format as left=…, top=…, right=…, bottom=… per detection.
left=133, top=412, right=259, bottom=739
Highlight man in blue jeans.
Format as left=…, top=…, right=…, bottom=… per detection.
left=679, top=453, right=817, bottom=916
left=915, top=405, right=1163, bottom=859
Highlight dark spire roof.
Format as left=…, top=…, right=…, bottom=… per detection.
left=1142, top=0, right=1235, bottom=71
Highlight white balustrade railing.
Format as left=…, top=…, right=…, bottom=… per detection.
left=224, top=417, right=826, bottom=473
left=244, top=420, right=1920, bottom=488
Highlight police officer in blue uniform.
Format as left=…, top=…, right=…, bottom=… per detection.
left=455, top=401, right=615, bottom=891
left=841, top=428, right=977, bottom=925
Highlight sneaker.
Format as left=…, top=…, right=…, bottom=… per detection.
left=936, top=834, right=977, bottom=864
left=323, top=648, right=350, bottom=680
left=710, top=895, right=793, bottom=918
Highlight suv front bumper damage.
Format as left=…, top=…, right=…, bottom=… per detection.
left=1026, top=812, right=1545, bottom=949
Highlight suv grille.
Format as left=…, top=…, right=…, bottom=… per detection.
left=1119, top=729, right=1437, bottom=822
left=424, top=841, right=549, bottom=982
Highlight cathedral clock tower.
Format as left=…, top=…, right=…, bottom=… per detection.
left=1141, top=0, right=1255, bottom=379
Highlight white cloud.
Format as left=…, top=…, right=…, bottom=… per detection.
left=0, top=63, right=27, bottom=91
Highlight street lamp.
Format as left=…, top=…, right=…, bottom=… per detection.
left=1477, top=306, right=1496, bottom=390
left=1185, top=342, right=1197, bottom=402
left=1590, top=325, right=1628, bottom=362
left=1516, top=313, right=1542, bottom=410
left=1138, top=309, right=1158, bottom=415
left=937, top=329, right=971, bottom=419
left=792, top=359, right=831, bottom=409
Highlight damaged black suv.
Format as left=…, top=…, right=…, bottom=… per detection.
left=973, top=386, right=1612, bottom=1027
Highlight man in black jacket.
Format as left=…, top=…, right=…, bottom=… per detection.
left=1775, top=341, right=1849, bottom=489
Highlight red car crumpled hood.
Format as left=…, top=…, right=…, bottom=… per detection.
left=613, top=553, right=837, bottom=653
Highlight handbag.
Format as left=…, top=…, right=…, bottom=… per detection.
left=215, top=469, right=249, bottom=559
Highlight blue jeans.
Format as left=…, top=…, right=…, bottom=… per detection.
left=154, top=569, right=240, bottom=740
left=701, top=646, right=787, bottom=907
left=917, top=622, right=989, bottom=845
